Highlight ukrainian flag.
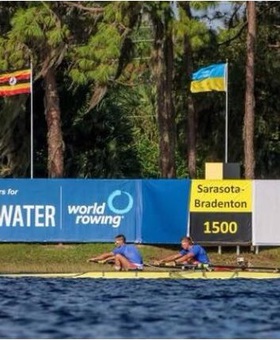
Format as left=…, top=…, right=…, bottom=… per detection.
left=190, top=63, right=226, bottom=93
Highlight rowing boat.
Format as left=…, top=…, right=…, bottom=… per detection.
left=1, top=270, right=280, bottom=279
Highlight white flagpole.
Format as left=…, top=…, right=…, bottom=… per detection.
left=225, top=60, right=229, bottom=163
left=30, top=60, right=34, bottom=178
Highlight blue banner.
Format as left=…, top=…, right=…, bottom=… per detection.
left=62, top=180, right=141, bottom=242
left=0, top=179, right=189, bottom=243
left=0, top=180, right=61, bottom=242
left=141, top=179, right=190, bottom=244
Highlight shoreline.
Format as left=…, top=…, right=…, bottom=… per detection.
left=0, top=243, right=279, bottom=273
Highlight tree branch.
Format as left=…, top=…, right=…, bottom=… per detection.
left=268, top=44, right=280, bottom=49
left=219, top=2, right=280, bottom=46
left=62, top=1, right=104, bottom=14
left=218, top=21, right=248, bottom=46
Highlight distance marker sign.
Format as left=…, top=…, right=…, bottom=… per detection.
left=189, top=180, right=252, bottom=244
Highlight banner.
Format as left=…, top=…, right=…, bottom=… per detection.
left=0, top=179, right=189, bottom=243
left=253, top=180, right=280, bottom=245
left=189, top=180, right=252, bottom=244
left=0, top=180, right=60, bottom=241
left=141, top=179, right=190, bottom=244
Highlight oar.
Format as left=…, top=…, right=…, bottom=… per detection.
left=143, top=263, right=185, bottom=271
left=207, top=264, right=280, bottom=272
left=147, top=262, right=198, bottom=270
left=149, top=262, right=280, bottom=273
left=87, top=259, right=115, bottom=265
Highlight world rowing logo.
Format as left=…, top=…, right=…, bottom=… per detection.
left=107, top=190, right=133, bottom=214
left=67, top=190, right=134, bottom=228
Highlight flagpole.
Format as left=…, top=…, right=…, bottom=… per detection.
left=30, top=60, right=34, bottom=178
left=225, top=60, right=229, bottom=163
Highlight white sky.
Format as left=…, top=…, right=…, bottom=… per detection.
left=191, top=1, right=246, bottom=30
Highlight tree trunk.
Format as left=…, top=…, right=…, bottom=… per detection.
left=44, top=68, right=64, bottom=178
left=162, top=26, right=176, bottom=178
left=184, top=36, right=196, bottom=178
left=152, top=14, right=176, bottom=178
left=244, top=1, right=256, bottom=179
left=181, top=2, right=196, bottom=178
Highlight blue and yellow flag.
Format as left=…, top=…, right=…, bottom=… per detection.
left=190, top=63, right=226, bottom=93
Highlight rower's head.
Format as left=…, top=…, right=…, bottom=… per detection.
left=114, top=234, right=126, bottom=247
left=180, top=236, right=194, bottom=250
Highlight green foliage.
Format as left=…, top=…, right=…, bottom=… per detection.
left=69, top=2, right=135, bottom=86
left=0, top=2, right=71, bottom=71
left=190, top=1, right=218, bottom=12
left=10, top=8, right=43, bottom=39
left=58, top=81, right=142, bottom=178
left=114, top=84, right=161, bottom=178
left=173, top=9, right=210, bottom=54
left=10, top=3, right=70, bottom=43
left=0, top=1, right=279, bottom=179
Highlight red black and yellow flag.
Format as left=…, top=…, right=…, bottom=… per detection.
left=0, top=69, right=31, bottom=97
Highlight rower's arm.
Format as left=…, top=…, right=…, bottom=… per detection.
left=176, top=252, right=194, bottom=263
left=87, top=252, right=114, bottom=263
left=155, top=253, right=182, bottom=265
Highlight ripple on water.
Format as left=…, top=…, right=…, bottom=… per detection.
left=0, top=278, right=280, bottom=338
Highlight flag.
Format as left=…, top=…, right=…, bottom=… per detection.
left=0, top=69, right=31, bottom=97
left=190, top=63, right=226, bottom=93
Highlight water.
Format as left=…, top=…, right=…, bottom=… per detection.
left=0, top=278, right=279, bottom=338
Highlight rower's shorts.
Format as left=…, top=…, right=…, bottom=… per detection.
left=131, top=263, right=143, bottom=270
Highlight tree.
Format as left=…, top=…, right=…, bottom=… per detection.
left=243, top=1, right=256, bottom=179
left=149, top=3, right=176, bottom=178
left=176, top=1, right=213, bottom=178
left=0, top=2, right=30, bottom=177
left=3, top=2, right=71, bottom=177
left=1, top=1, right=279, bottom=180
left=253, top=1, right=280, bottom=178
left=180, top=2, right=197, bottom=178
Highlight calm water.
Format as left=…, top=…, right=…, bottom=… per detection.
left=0, top=278, right=279, bottom=338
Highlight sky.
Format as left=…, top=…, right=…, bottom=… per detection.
left=191, top=1, right=246, bottom=30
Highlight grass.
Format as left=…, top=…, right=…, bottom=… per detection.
left=0, top=243, right=280, bottom=273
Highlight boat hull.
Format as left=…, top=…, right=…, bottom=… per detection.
left=1, top=270, right=280, bottom=279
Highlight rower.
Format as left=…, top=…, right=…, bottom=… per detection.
left=152, top=236, right=210, bottom=267
left=87, top=234, right=143, bottom=271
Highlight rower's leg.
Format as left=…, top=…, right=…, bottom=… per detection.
left=114, top=254, right=137, bottom=270
left=104, top=255, right=116, bottom=264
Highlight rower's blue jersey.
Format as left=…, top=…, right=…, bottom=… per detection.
left=180, top=244, right=209, bottom=264
left=112, top=244, right=143, bottom=265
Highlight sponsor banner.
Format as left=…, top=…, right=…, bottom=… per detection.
left=141, top=179, right=190, bottom=244
left=0, top=179, right=189, bottom=243
left=189, top=180, right=252, bottom=244
left=190, top=180, right=252, bottom=212
left=0, top=180, right=60, bottom=241
left=0, top=179, right=139, bottom=242
left=62, top=180, right=139, bottom=242
left=190, top=212, right=252, bottom=243
left=253, top=180, right=280, bottom=245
